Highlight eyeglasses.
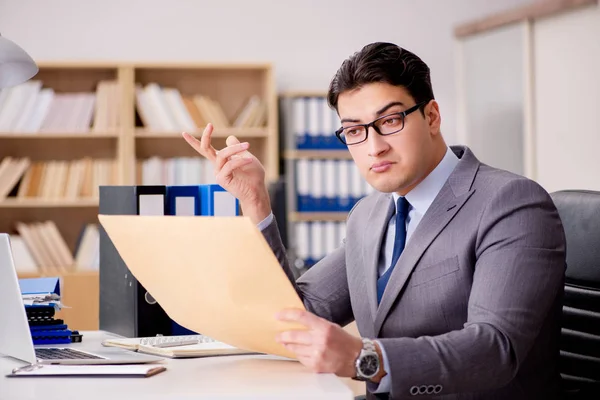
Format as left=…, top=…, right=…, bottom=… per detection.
left=335, top=101, right=428, bottom=145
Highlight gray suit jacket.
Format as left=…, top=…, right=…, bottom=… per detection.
left=262, top=146, right=566, bottom=399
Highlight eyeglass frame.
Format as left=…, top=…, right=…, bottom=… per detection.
left=334, top=100, right=429, bottom=145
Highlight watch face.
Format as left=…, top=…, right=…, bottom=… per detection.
left=359, top=354, right=379, bottom=377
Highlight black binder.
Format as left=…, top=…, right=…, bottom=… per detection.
left=99, top=185, right=172, bottom=338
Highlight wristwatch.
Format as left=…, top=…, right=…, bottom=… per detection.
left=353, top=338, right=380, bottom=381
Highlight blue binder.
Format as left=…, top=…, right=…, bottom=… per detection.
left=199, top=184, right=240, bottom=216
left=166, top=185, right=202, bottom=216
left=166, top=184, right=239, bottom=335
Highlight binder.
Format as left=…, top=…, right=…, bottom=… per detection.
left=166, top=185, right=201, bottom=216
left=323, top=160, right=337, bottom=211
left=338, top=160, right=352, bottom=212
left=166, top=184, right=239, bottom=335
left=296, top=159, right=311, bottom=212
left=307, top=97, right=321, bottom=149
left=99, top=185, right=172, bottom=338
left=166, top=185, right=202, bottom=335
left=199, top=184, right=240, bottom=216
left=19, top=277, right=71, bottom=345
left=310, top=160, right=324, bottom=211
left=293, top=97, right=309, bottom=149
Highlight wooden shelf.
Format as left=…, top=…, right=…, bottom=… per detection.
left=289, top=212, right=348, bottom=222
left=135, top=127, right=269, bottom=139
left=284, top=150, right=352, bottom=160
left=0, top=198, right=99, bottom=208
left=17, top=269, right=97, bottom=279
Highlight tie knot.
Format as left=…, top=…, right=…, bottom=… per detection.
left=396, top=196, right=409, bottom=217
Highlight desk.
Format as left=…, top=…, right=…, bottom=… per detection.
left=0, top=331, right=353, bottom=400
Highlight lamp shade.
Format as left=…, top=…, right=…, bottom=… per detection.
left=0, top=33, right=38, bottom=89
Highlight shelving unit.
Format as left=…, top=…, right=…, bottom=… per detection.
left=279, top=92, right=372, bottom=273
left=130, top=63, right=278, bottom=185
left=0, top=61, right=278, bottom=247
left=0, top=63, right=122, bottom=255
left=1, top=61, right=279, bottom=328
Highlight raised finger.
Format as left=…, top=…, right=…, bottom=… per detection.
left=182, top=132, right=205, bottom=156
left=199, top=123, right=218, bottom=162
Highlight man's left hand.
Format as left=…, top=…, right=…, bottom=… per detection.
left=275, top=309, right=362, bottom=377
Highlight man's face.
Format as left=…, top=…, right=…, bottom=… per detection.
left=337, top=82, right=440, bottom=195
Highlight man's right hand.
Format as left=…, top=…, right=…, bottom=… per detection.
left=182, top=123, right=272, bottom=224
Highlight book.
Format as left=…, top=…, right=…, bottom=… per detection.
left=101, top=335, right=254, bottom=358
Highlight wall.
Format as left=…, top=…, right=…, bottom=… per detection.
left=0, top=0, right=532, bottom=144
left=460, top=22, right=526, bottom=175
left=533, top=5, right=600, bottom=192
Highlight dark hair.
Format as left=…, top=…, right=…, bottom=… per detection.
left=327, top=42, right=434, bottom=113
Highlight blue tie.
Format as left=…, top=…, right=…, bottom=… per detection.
left=377, top=197, right=409, bottom=305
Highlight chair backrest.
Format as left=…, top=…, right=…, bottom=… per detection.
left=550, top=190, right=600, bottom=397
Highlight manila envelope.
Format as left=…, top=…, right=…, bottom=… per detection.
left=98, top=214, right=307, bottom=359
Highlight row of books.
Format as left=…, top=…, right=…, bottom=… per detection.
left=0, top=80, right=120, bottom=133
left=135, top=83, right=267, bottom=132
left=291, top=96, right=346, bottom=150
left=11, top=221, right=98, bottom=274
left=293, top=221, right=346, bottom=268
left=0, top=157, right=118, bottom=201
left=295, top=159, right=375, bottom=212
left=138, top=157, right=216, bottom=186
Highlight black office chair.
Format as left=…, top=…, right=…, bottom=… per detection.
left=550, top=190, right=600, bottom=399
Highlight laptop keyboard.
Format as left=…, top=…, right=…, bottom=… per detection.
left=35, top=348, right=104, bottom=360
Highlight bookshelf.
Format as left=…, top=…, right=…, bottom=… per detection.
left=130, top=63, right=278, bottom=185
left=0, top=61, right=279, bottom=327
left=279, top=92, right=373, bottom=273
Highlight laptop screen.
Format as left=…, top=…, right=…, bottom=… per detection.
left=0, top=233, right=38, bottom=364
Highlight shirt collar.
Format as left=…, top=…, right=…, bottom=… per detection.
left=392, top=147, right=459, bottom=215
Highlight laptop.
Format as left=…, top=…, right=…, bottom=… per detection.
left=0, top=233, right=164, bottom=367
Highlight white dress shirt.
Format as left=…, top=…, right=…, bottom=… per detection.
left=257, top=147, right=459, bottom=394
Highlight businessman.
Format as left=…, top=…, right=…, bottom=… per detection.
left=183, top=42, right=566, bottom=399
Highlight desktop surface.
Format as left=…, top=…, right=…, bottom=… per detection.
left=0, top=331, right=353, bottom=400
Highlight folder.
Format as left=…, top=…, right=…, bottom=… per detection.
left=98, top=185, right=172, bottom=338
left=19, top=277, right=60, bottom=296
left=98, top=214, right=307, bottom=359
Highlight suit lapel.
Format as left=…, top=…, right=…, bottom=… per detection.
left=373, top=145, right=480, bottom=335
left=363, top=195, right=395, bottom=322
